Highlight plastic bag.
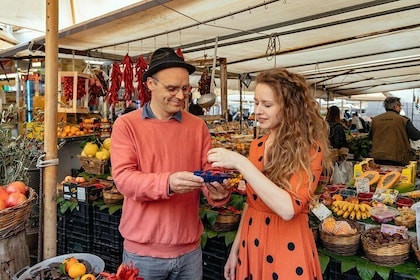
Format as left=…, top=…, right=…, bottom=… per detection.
left=332, top=160, right=353, bottom=184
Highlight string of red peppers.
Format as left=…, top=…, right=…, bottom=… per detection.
left=122, top=53, right=134, bottom=101
left=106, top=61, right=123, bottom=105
left=134, top=55, right=149, bottom=107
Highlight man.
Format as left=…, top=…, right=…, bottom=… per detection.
left=369, top=97, right=420, bottom=166
left=110, top=47, right=231, bottom=279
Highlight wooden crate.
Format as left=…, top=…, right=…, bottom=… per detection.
left=58, top=71, right=90, bottom=114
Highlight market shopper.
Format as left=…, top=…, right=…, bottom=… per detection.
left=370, top=96, right=420, bottom=166
left=207, top=68, right=332, bottom=280
left=326, top=106, right=348, bottom=149
left=110, top=47, right=231, bottom=279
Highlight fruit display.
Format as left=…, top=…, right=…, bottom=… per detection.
left=331, top=199, right=371, bottom=220
left=0, top=180, right=29, bottom=210
left=369, top=206, right=399, bottom=223
left=321, top=217, right=357, bottom=235
left=57, top=124, right=86, bottom=138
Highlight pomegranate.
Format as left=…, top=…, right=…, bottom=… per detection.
left=0, top=187, right=8, bottom=201
left=0, top=199, right=6, bottom=211
left=6, top=181, right=28, bottom=194
left=6, top=192, right=27, bottom=207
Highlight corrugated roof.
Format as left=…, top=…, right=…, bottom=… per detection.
left=0, top=0, right=419, bottom=97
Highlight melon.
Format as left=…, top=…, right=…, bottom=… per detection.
left=393, top=182, right=415, bottom=193
left=359, top=170, right=380, bottom=186
left=376, top=171, right=401, bottom=189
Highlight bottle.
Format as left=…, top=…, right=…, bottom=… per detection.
left=33, top=92, right=44, bottom=120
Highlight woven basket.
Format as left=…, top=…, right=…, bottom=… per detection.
left=319, top=219, right=362, bottom=256
left=361, top=226, right=411, bottom=266
left=102, top=186, right=123, bottom=205
left=78, top=155, right=110, bottom=175
left=411, top=238, right=420, bottom=264
left=394, top=216, right=416, bottom=229
left=210, top=212, right=240, bottom=232
left=0, top=187, right=37, bottom=239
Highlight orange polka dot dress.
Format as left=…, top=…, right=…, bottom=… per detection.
left=236, top=134, right=323, bottom=280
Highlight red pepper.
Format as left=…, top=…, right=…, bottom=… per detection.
left=134, top=55, right=149, bottom=107
left=106, top=61, right=123, bottom=105
left=122, top=53, right=134, bottom=101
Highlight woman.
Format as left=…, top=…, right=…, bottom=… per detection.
left=207, top=68, right=332, bottom=280
left=325, top=106, right=348, bottom=149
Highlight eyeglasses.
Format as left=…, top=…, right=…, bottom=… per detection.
left=152, top=77, right=191, bottom=96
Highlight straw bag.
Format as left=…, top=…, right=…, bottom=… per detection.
left=0, top=187, right=37, bottom=239
left=361, top=226, right=410, bottom=266
left=319, top=219, right=362, bottom=256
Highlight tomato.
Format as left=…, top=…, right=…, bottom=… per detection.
left=6, top=192, right=27, bottom=207
left=6, top=181, right=28, bottom=194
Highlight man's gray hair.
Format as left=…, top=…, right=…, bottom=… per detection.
left=384, top=97, right=400, bottom=111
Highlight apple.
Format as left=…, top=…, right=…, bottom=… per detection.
left=64, top=176, right=74, bottom=182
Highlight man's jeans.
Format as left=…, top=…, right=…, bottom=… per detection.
left=123, top=246, right=203, bottom=280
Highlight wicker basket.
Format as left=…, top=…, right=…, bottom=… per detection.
left=361, top=226, right=411, bottom=266
left=102, top=186, right=124, bottom=205
left=319, top=219, right=362, bottom=256
left=210, top=212, right=240, bottom=232
left=0, top=187, right=37, bottom=239
left=412, top=238, right=420, bottom=264
left=78, top=155, right=110, bottom=175
left=394, top=216, right=416, bottom=229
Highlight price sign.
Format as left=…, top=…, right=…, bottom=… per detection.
left=355, top=177, right=370, bottom=194
left=311, top=202, right=332, bottom=221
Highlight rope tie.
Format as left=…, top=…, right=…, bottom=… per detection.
left=36, top=153, right=59, bottom=168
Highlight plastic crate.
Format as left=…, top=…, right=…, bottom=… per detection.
left=68, top=201, right=93, bottom=220
left=93, top=222, right=123, bottom=246
left=63, top=182, right=103, bottom=202
left=92, top=241, right=122, bottom=273
left=67, top=232, right=93, bottom=253
left=202, top=237, right=230, bottom=280
left=93, top=207, right=122, bottom=224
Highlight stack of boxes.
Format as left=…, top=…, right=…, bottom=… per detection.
left=202, top=237, right=231, bottom=280
left=57, top=181, right=123, bottom=272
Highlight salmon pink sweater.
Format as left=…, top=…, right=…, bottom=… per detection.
left=110, top=109, right=226, bottom=258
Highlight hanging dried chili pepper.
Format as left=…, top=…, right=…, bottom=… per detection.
left=106, top=61, right=122, bottom=105
left=134, top=55, right=149, bottom=107
left=122, top=53, right=134, bottom=101
left=176, top=47, right=184, bottom=59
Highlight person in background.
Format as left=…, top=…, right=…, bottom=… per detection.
left=350, top=112, right=365, bottom=132
left=207, top=68, right=332, bottom=280
left=110, top=47, right=231, bottom=279
left=370, top=96, right=420, bottom=166
left=325, top=106, right=348, bottom=149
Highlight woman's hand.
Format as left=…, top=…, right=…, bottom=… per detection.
left=206, top=180, right=231, bottom=201
left=207, top=148, right=247, bottom=170
left=224, top=253, right=238, bottom=280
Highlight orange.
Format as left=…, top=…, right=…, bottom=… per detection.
left=80, top=273, right=96, bottom=280
left=68, top=262, right=86, bottom=278
left=63, top=257, right=79, bottom=273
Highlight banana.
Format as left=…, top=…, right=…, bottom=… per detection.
left=359, top=204, right=366, bottom=212
left=350, top=210, right=356, bottom=220
left=361, top=212, right=367, bottom=220
left=356, top=211, right=362, bottom=220
left=353, top=204, right=360, bottom=212
left=342, top=202, right=349, bottom=211
left=343, top=210, right=351, bottom=219
left=337, top=209, right=344, bottom=216
left=332, top=200, right=342, bottom=207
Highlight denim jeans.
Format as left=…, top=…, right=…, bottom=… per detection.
left=123, top=246, right=203, bottom=280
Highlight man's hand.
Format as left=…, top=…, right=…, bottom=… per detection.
left=168, top=171, right=204, bottom=194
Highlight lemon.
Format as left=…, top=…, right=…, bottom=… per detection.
left=96, top=149, right=110, bottom=160
left=83, top=142, right=99, bottom=157
left=102, top=138, right=111, bottom=150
